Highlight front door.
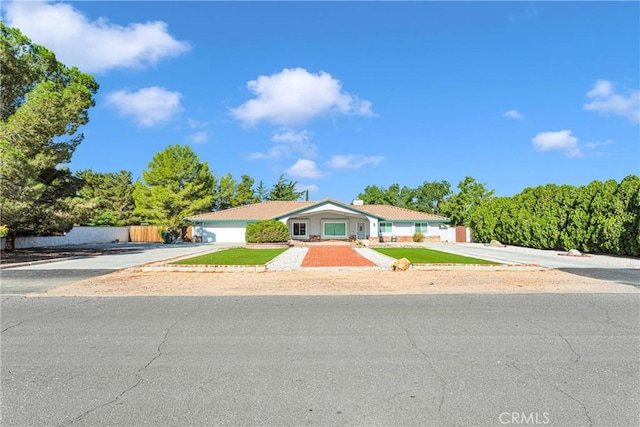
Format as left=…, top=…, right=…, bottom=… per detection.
left=356, top=222, right=366, bottom=239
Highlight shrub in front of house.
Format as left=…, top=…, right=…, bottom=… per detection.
left=413, top=231, right=425, bottom=242
left=245, top=220, right=290, bottom=243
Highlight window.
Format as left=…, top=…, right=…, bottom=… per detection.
left=380, top=222, right=392, bottom=233
left=415, top=223, right=429, bottom=233
left=323, top=221, right=347, bottom=237
left=292, top=221, right=307, bottom=238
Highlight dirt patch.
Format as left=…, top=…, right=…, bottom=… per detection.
left=38, top=269, right=638, bottom=297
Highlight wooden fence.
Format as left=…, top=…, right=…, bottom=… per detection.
left=129, top=226, right=163, bottom=242
left=128, top=226, right=194, bottom=243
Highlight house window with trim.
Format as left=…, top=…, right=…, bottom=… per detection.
left=415, top=223, right=429, bottom=233
left=379, top=222, right=392, bottom=233
left=291, top=221, right=308, bottom=238
left=323, top=221, right=347, bottom=238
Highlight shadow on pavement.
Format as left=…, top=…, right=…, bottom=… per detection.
left=0, top=242, right=179, bottom=266
left=0, top=269, right=118, bottom=295
left=559, top=268, right=640, bottom=288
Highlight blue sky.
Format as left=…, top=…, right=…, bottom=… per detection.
left=3, top=1, right=639, bottom=201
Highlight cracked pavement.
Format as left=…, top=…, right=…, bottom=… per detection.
left=1, top=294, right=638, bottom=426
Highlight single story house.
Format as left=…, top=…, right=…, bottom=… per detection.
left=185, top=198, right=452, bottom=243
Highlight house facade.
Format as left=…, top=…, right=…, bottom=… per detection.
left=185, top=198, right=451, bottom=243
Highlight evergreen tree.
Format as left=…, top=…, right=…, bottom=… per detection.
left=230, top=174, right=257, bottom=207
left=255, top=180, right=269, bottom=203
left=268, top=174, right=305, bottom=201
left=0, top=23, right=99, bottom=250
left=213, top=173, right=236, bottom=211
left=71, top=170, right=136, bottom=226
left=133, top=145, right=215, bottom=236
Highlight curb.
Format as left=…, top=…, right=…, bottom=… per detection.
left=410, top=263, right=545, bottom=271
left=138, top=264, right=268, bottom=273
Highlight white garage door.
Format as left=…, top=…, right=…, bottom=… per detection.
left=201, top=223, right=247, bottom=243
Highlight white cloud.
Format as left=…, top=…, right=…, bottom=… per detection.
left=584, top=80, right=640, bottom=123
left=285, top=159, right=322, bottom=179
left=326, top=154, right=384, bottom=170
left=248, top=145, right=289, bottom=160
left=296, top=184, right=319, bottom=193
left=584, top=139, right=614, bottom=149
left=249, top=130, right=318, bottom=160
left=106, top=87, right=182, bottom=127
left=271, top=130, right=309, bottom=144
left=504, top=109, right=524, bottom=119
left=187, top=119, right=208, bottom=129
left=187, top=131, right=208, bottom=144
left=272, top=130, right=318, bottom=158
left=531, top=130, right=582, bottom=157
left=2, top=1, right=190, bottom=73
left=231, top=68, right=375, bottom=126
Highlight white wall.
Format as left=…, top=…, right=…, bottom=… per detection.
left=432, top=226, right=472, bottom=242
left=1, top=226, right=130, bottom=250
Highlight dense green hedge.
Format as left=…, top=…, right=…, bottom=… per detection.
left=245, top=220, right=290, bottom=243
left=469, top=175, right=640, bottom=256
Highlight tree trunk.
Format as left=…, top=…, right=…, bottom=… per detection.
left=4, top=229, right=17, bottom=251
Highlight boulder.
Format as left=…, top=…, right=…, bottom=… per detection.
left=567, top=249, right=582, bottom=256
left=489, top=239, right=505, bottom=247
left=392, top=257, right=411, bottom=271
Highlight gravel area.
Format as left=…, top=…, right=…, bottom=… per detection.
left=266, top=247, right=308, bottom=270
left=355, top=247, right=396, bottom=268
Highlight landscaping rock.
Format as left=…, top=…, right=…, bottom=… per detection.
left=567, top=249, right=582, bottom=256
left=489, top=240, right=506, bottom=247
left=392, top=257, right=411, bottom=271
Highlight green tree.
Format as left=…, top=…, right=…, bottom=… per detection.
left=231, top=174, right=257, bottom=207
left=255, top=180, right=269, bottom=202
left=357, top=183, right=414, bottom=207
left=413, top=180, right=452, bottom=214
left=442, top=176, right=495, bottom=226
left=213, top=173, right=236, bottom=211
left=469, top=176, right=639, bottom=256
left=71, top=170, right=136, bottom=226
left=268, top=174, right=305, bottom=201
left=616, top=175, right=640, bottom=256
left=358, top=185, right=387, bottom=204
left=0, top=23, right=99, bottom=250
left=132, top=145, right=215, bottom=236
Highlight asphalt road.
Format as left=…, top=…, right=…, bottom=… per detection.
left=2, top=294, right=638, bottom=426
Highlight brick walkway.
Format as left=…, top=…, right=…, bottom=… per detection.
left=301, top=246, right=377, bottom=267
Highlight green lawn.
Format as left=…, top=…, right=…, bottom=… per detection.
left=171, top=248, right=287, bottom=265
left=373, top=248, right=499, bottom=265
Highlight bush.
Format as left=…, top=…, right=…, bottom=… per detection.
left=245, top=220, right=290, bottom=243
left=413, top=231, right=425, bottom=242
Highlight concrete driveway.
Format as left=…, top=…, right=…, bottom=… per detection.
left=0, top=243, right=232, bottom=295
left=424, top=243, right=640, bottom=287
